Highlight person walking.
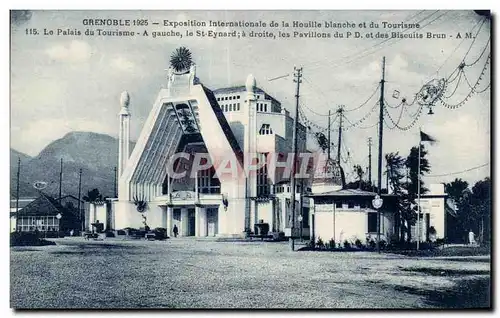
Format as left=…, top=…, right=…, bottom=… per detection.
left=468, top=229, right=476, bottom=246
left=173, top=224, right=179, bottom=238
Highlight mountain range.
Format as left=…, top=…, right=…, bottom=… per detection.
left=10, top=131, right=135, bottom=199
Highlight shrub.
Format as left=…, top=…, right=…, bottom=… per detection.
left=116, top=230, right=126, bottom=235
left=105, top=231, right=115, bottom=238
left=307, top=238, right=316, bottom=248
left=328, top=238, right=336, bottom=250
left=354, top=238, right=363, bottom=249
left=380, top=240, right=387, bottom=249
left=343, top=240, right=351, bottom=249
left=428, top=226, right=437, bottom=235
left=153, top=227, right=169, bottom=240
left=316, top=237, right=325, bottom=249
left=10, top=232, right=56, bottom=247
left=368, top=239, right=376, bottom=249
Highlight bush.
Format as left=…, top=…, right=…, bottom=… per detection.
left=307, top=238, right=315, bottom=248
left=380, top=240, right=387, bottom=249
left=368, top=239, right=376, bottom=249
left=316, top=237, right=325, bottom=249
left=116, top=230, right=126, bottom=235
left=354, top=238, right=363, bottom=249
left=10, top=232, right=56, bottom=247
left=104, top=231, right=115, bottom=238
left=343, top=240, right=351, bottom=249
left=328, top=238, right=336, bottom=250
left=58, top=231, right=65, bottom=238
left=153, top=227, right=169, bottom=240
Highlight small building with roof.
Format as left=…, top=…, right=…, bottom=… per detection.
left=14, top=192, right=81, bottom=233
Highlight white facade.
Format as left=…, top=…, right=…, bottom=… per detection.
left=111, top=58, right=309, bottom=237
left=309, top=181, right=447, bottom=244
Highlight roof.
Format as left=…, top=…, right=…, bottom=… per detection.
left=306, top=188, right=397, bottom=198
left=17, top=192, right=66, bottom=217
left=212, top=86, right=281, bottom=105
left=59, top=194, right=85, bottom=203
left=202, top=85, right=244, bottom=165
left=10, top=198, right=37, bottom=209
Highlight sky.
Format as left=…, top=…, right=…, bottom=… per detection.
left=10, top=10, right=491, bottom=186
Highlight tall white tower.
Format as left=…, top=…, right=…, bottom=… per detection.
left=245, top=74, right=258, bottom=229
left=118, top=91, right=131, bottom=176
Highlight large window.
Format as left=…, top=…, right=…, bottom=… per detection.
left=257, top=153, right=270, bottom=196
left=259, top=124, right=273, bottom=135
left=197, top=166, right=221, bottom=194
left=367, top=212, right=377, bottom=233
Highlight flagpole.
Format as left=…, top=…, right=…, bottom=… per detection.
left=417, top=128, right=421, bottom=250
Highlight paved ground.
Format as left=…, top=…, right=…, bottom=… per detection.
left=10, top=237, right=490, bottom=309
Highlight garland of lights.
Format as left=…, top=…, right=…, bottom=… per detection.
left=439, top=54, right=490, bottom=110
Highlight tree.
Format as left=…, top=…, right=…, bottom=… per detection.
left=444, top=178, right=469, bottom=242
left=385, top=152, right=410, bottom=242
left=314, top=132, right=329, bottom=153
left=353, top=165, right=364, bottom=188
left=405, top=144, right=431, bottom=242
left=83, top=188, right=103, bottom=231
left=470, top=178, right=491, bottom=244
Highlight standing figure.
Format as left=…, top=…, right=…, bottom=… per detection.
left=173, top=224, right=179, bottom=238
left=468, top=229, right=476, bottom=246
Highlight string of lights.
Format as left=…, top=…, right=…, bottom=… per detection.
left=384, top=104, right=424, bottom=131
left=426, top=163, right=489, bottom=178
left=342, top=102, right=379, bottom=129
left=343, top=83, right=381, bottom=112
left=440, top=54, right=490, bottom=109
left=435, top=17, right=484, bottom=76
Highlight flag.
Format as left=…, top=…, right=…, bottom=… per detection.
left=420, top=131, right=437, bottom=144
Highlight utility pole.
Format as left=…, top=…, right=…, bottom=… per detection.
left=59, top=158, right=63, bottom=201
left=15, top=157, right=20, bottom=231
left=336, top=105, right=344, bottom=163
left=290, top=66, right=302, bottom=251
left=78, top=168, right=83, bottom=233
left=327, top=110, right=331, bottom=161
left=376, top=57, right=386, bottom=253
left=114, top=166, right=118, bottom=198
left=368, top=137, right=372, bottom=186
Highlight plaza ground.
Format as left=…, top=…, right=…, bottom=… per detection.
left=10, top=237, right=490, bottom=309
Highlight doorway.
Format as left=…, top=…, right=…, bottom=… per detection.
left=187, top=208, right=196, bottom=236
left=206, top=208, right=218, bottom=237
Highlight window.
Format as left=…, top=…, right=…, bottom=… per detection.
left=368, top=212, right=377, bottom=233
left=237, top=95, right=240, bottom=99
left=257, top=153, right=270, bottom=196
left=348, top=201, right=354, bottom=209
left=196, top=164, right=221, bottom=194
left=335, top=201, right=342, bottom=208
left=264, top=104, right=268, bottom=112
left=225, top=105, right=228, bottom=112
left=237, top=103, right=240, bottom=111
left=259, top=124, right=273, bottom=135
left=217, top=97, right=220, bottom=101
left=173, top=209, right=181, bottom=221
left=225, top=97, right=228, bottom=100
left=302, top=207, right=310, bottom=228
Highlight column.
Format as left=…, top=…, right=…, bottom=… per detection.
left=166, top=206, right=173, bottom=236
left=199, top=208, right=208, bottom=237
left=181, top=208, right=188, bottom=236
left=195, top=206, right=201, bottom=237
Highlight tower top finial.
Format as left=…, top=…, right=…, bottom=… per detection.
left=120, top=91, right=130, bottom=108
left=246, top=74, right=256, bottom=92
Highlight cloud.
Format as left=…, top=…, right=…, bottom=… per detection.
left=45, top=40, right=93, bottom=63
left=110, top=56, right=136, bottom=72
